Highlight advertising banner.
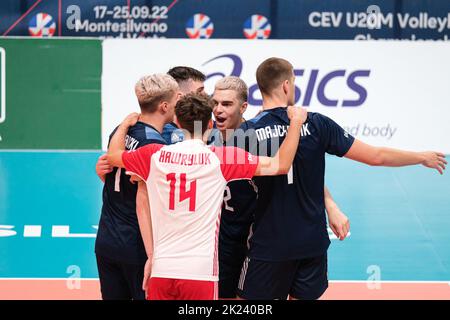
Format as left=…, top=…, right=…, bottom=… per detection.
left=1, top=0, right=450, bottom=40
left=102, top=39, right=450, bottom=152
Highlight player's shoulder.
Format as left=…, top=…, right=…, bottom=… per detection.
left=126, top=142, right=164, bottom=157
left=306, top=111, right=325, bottom=120
left=248, top=107, right=295, bottom=128
left=161, top=122, right=177, bottom=138
left=129, top=122, right=167, bottom=145
left=246, top=110, right=272, bottom=128
left=208, top=145, right=245, bottom=158
left=301, top=111, right=330, bottom=127
left=305, top=111, right=338, bottom=128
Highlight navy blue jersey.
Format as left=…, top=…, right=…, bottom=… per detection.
left=162, top=122, right=185, bottom=144
left=95, top=122, right=166, bottom=264
left=208, top=122, right=258, bottom=263
left=219, top=179, right=258, bottom=259
left=240, top=108, right=355, bottom=261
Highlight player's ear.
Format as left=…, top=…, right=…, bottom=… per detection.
left=208, top=119, right=213, bottom=129
left=240, top=102, right=248, bottom=115
left=282, top=80, right=289, bottom=95
left=161, top=101, right=168, bottom=113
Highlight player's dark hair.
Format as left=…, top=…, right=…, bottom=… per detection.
left=167, top=66, right=206, bottom=83
left=175, top=93, right=213, bottom=135
left=256, top=57, right=294, bottom=96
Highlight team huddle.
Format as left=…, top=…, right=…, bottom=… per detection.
left=94, top=58, right=447, bottom=300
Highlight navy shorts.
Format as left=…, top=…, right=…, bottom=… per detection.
left=236, top=253, right=328, bottom=300
left=218, top=245, right=247, bottom=299
left=96, top=254, right=146, bottom=300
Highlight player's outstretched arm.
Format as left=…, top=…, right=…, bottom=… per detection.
left=107, top=113, right=140, bottom=168
left=255, top=106, right=307, bottom=176
left=136, top=181, right=154, bottom=292
left=325, top=186, right=350, bottom=241
left=344, top=139, right=447, bottom=174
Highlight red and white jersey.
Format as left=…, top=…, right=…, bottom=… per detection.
left=122, top=139, right=259, bottom=281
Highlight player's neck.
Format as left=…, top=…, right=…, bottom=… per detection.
left=139, top=113, right=165, bottom=133
left=262, top=94, right=288, bottom=110
left=183, top=135, right=206, bottom=143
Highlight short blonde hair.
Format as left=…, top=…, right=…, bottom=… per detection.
left=135, top=74, right=179, bottom=113
left=214, top=76, right=248, bottom=103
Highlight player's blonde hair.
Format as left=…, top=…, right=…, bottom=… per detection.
left=214, top=76, right=248, bottom=104
left=134, top=74, right=179, bottom=113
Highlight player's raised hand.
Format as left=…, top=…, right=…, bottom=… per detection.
left=121, top=112, right=140, bottom=127
left=421, top=151, right=447, bottom=174
left=287, top=106, right=307, bottom=124
left=95, top=154, right=112, bottom=182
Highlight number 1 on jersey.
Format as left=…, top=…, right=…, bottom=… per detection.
left=166, top=173, right=197, bottom=212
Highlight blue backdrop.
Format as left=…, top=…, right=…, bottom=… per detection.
left=1, top=0, right=450, bottom=40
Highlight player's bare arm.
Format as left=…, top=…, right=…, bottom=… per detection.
left=325, top=186, right=350, bottom=241
left=255, top=106, right=307, bottom=176
left=344, top=139, right=447, bottom=174
left=136, top=181, right=154, bottom=292
left=107, top=113, right=140, bottom=168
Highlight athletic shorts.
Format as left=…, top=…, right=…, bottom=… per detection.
left=219, top=245, right=247, bottom=299
left=96, top=254, right=145, bottom=300
left=236, top=253, right=328, bottom=300
left=147, top=277, right=218, bottom=300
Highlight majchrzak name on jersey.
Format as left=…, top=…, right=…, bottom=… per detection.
left=255, top=123, right=311, bottom=142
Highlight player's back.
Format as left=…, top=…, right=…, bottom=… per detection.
left=147, top=139, right=227, bottom=281
left=123, top=138, right=258, bottom=281
left=242, top=108, right=354, bottom=261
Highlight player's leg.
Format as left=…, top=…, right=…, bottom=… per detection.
left=176, top=279, right=217, bottom=300
left=96, top=254, right=132, bottom=300
left=288, top=253, right=328, bottom=300
left=236, top=257, right=297, bottom=300
left=119, top=261, right=146, bottom=300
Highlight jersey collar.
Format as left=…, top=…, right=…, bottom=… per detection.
left=183, top=138, right=205, bottom=145
left=137, top=121, right=162, bottom=134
